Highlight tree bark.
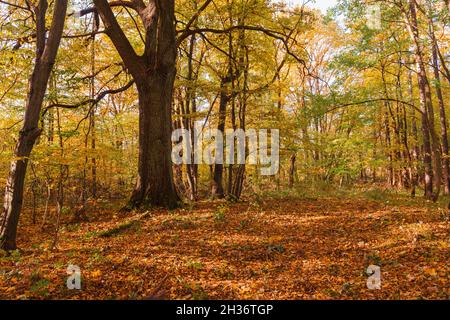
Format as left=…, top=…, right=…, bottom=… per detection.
left=0, top=0, right=68, bottom=250
left=430, top=19, right=450, bottom=195
left=184, top=32, right=199, bottom=201
left=128, top=81, right=180, bottom=209
left=289, top=154, right=296, bottom=188
left=405, top=0, right=441, bottom=200
left=408, top=66, right=420, bottom=197
left=211, top=81, right=229, bottom=199
left=93, top=0, right=180, bottom=209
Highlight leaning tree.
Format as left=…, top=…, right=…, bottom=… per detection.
left=0, top=0, right=69, bottom=250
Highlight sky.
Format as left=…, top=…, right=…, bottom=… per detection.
left=279, top=0, right=338, bottom=13
left=309, top=0, right=338, bottom=13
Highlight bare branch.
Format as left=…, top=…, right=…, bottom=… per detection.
left=42, top=79, right=135, bottom=117
left=0, top=0, right=31, bottom=11
left=70, top=0, right=137, bottom=18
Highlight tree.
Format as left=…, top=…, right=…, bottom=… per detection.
left=428, top=3, right=450, bottom=195
left=90, top=0, right=182, bottom=209
left=404, top=0, right=442, bottom=200
left=0, top=0, right=69, bottom=250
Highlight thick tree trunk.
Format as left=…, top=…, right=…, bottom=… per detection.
left=128, top=81, right=180, bottom=209
left=94, top=0, right=180, bottom=209
left=416, top=64, right=436, bottom=199
left=1, top=134, right=39, bottom=249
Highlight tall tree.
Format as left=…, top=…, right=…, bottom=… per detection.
left=428, top=7, right=450, bottom=195
left=0, top=0, right=69, bottom=250
left=404, top=0, right=442, bottom=200
left=91, top=0, right=182, bottom=209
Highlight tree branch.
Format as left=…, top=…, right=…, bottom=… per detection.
left=178, top=0, right=213, bottom=41
left=42, top=79, right=135, bottom=116
left=93, top=0, right=143, bottom=79
left=325, top=98, right=424, bottom=115
left=70, top=0, right=137, bottom=18
left=176, top=25, right=307, bottom=67
left=0, top=0, right=31, bottom=11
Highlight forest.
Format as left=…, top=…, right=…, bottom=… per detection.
left=0, top=0, right=448, bottom=300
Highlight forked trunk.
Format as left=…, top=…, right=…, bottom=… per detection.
left=93, top=0, right=181, bottom=209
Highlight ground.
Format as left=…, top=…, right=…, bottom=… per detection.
left=0, top=190, right=449, bottom=300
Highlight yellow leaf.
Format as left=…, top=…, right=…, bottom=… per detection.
left=424, top=268, right=437, bottom=276
left=91, top=270, right=102, bottom=278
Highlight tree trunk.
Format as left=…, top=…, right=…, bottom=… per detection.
left=211, top=80, right=230, bottom=199
left=128, top=81, right=180, bottom=209
left=406, top=0, right=441, bottom=200
left=0, top=0, right=68, bottom=250
left=408, top=66, right=419, bottom=197
left=384, top=108, right=394, bottom=186
left=430, top=20, right=450, bottom=195
left=93, top=0, right=180, bottom=209
left=184, top=33, right=199, bottom=201
left=289, top=154, right=296, bottom=188
left=52, top=108, right=66, bottom=249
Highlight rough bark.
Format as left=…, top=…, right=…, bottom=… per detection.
left=93, top=0, right=180, bottom=209
left=128, top=82, right=180, bottom=209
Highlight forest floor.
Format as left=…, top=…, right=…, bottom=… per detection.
left=0, top=188, right=449, bottom=300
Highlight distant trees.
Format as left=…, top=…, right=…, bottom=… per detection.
left=330, top=0, right=450, bottom=201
